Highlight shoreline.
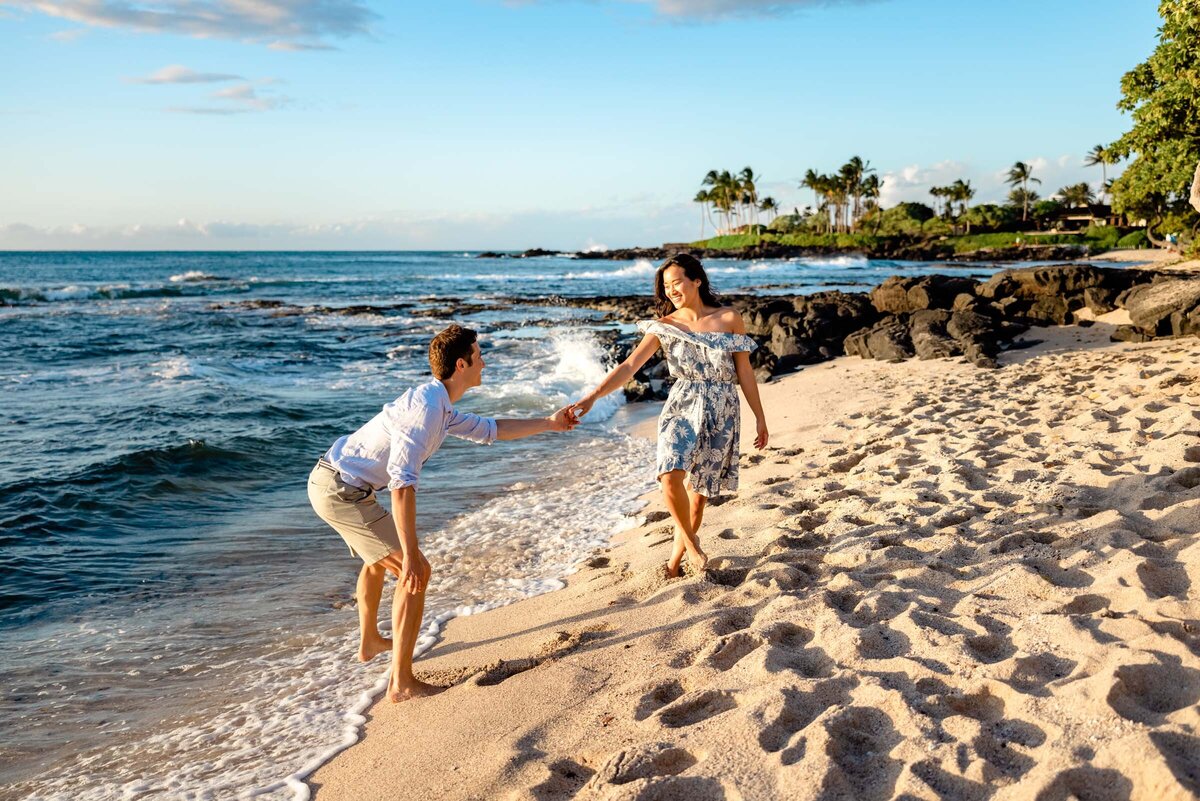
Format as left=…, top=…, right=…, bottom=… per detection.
left=307, top=316, right=1200, bottom=800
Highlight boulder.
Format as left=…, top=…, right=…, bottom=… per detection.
left=977, top=264, right=1114, bottom=300
left=871, top=275, right=980, bottom=314
left=1123, top=279, right=1200, bottom=336
left=844, top=316, right=914, bottom=362
left=1083, top=286, right=1119, bottom=315
left=909, top=310, right=960, bottom=360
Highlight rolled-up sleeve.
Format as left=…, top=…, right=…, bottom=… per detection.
left=386, top=403, right=441, bottom=490
left=446, top=409, right=497, bottom=444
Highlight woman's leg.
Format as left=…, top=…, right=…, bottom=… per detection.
left=686, top=486, right=708, bottom=569
left=661, top=470, right=707, bottom=575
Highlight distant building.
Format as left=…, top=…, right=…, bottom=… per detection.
left=1051, top=203, right=1120, bottom=231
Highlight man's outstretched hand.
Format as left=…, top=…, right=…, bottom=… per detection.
left=547, top=405, right=581, bottom=432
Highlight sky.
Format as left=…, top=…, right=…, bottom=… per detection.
left=0, top=0, right=1165, bottom=250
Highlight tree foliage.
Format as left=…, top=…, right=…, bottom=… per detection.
left=1108, top=0, right=1200, bottom=243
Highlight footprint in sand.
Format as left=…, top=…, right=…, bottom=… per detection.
left=529, top=758, right=595, bottom=798
left=817, top=707, right=903, bottom=801
left=587, top=742, right=698, bottom=788
left=655, top=689, right=739, bottom=728
left=1150, top=731, right=1200, bottom=796
left=695, top=631, right=764, bottom=672
left=634, top=679, right=686, bottom=721
left=757, top=678, right=855, bottom=765
left=1106, top=658, right=1200, bottom=723
left=1035, top=767, right=1133, bottom=801
left=1001, top=652, right=1078, bottom=696
left=911, top=761, right=992, bottom=801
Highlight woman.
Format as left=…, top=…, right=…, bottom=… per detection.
left=572, top=254, right=768, bottom=577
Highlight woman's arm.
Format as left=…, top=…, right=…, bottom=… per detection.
left=573, top=333, right=661, bottom=417
left=728, top=311, right=768, bottom=449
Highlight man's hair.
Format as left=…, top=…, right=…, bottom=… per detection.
left=428, top=324, right=477, bottom=379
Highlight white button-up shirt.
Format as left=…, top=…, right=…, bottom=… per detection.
left=324, top=380, right=497, bottom=491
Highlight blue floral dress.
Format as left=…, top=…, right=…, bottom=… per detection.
left=636, top=320, right=758, bottom=497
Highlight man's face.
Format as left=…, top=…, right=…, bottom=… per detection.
left=460, top=341, right=485, bottom=387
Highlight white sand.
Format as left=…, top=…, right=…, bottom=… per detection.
left=309, top=320, right=1200, bottom=800
left=1090, top=248, right=1200, bottom=273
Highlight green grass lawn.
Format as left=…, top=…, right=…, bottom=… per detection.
left=689, top=228, right=1125, bottom=253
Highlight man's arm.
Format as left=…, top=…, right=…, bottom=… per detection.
left=494, top=406, right=577, bottom=441
left=383, top=486, right=427, bottom=594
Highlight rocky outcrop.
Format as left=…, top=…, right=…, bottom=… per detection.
left=870, top=275, right=981, bottom=314
left=1123, top=279, right=1200, bottom=337
left=573, top=264, right=1200, bottom=396
left=974, top=264, right=1155, bottom=325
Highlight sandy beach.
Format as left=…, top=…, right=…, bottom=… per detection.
left=308, top=315, right=1200, bottom=801
left=1089, top=247, right=1200, bottom=274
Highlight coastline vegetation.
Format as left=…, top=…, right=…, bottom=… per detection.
left=689, top=0, right=1197, bottom=257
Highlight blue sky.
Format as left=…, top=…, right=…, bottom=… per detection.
left=0, top=0, right=1163, bottom=250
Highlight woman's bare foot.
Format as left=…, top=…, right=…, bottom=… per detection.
left=689, top=549, right=709, bottom=573
left=665, top=559, right=682, bottom=578
left=387, top=679, right=445, bottom=703
left=358, top=636, right=393, bottom=662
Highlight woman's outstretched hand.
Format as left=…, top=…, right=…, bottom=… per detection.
left=755, top=418, right=769, bottom=450
left=570, top=398, right=594, bottom=420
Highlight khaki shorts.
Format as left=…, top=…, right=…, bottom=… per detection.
left=308, top=461, right=400, bottom=565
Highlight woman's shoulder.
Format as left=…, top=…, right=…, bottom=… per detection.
left=712, top=306, right=745, bottom=332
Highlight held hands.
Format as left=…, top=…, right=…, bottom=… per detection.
left=547, top=404, right=582, bottom=432
left=569, top=398, right=594, bottom=421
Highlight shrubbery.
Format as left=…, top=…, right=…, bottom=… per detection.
left=1117, top=230, right=1150, bottom=248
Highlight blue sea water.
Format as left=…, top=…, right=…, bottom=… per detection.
left=0, top=251, right=1004, bottom=799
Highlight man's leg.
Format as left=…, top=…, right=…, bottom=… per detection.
left=355, top=561, right=392, bottom=662
left=386, top=559, right=442, bottom=703
left=662, top=470, right=707, bottom=576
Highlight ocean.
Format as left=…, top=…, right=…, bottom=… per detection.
left=0, top=251, right=1000, bottom=799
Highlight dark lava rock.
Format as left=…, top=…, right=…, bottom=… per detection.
left=909, top=309, right=959, bottom=360
left=871, top=275, right=980, bottom=314
left=844, top=316, right=914, bottom=362
left=1123, top=279, right=1200, bottom=336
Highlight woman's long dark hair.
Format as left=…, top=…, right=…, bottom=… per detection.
left=653, top=253, right=720, bottom=318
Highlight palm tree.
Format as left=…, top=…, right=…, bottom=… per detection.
left=1008, top=187, right=1040, bottom=217
left=1084, top=145, right=1112, bottom=201
left=1006, top=161, right=1042, bottom=222
left=1056, top=182, right=1096, bottom=208
left=929, top=185, right=949, bottom=218
left=739, top=167, right=760, bottom=229
left=801, top=169, right=823, bottom=229
left=759, top=196, right=779, bottom=224
left=693, top=189, right=711, bottom=239
left=950, top=179, right=975, bottom=218
left=860, top=174, right=882, bottom=234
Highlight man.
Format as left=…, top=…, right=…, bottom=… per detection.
left=308, top=324, right=579, bottom=702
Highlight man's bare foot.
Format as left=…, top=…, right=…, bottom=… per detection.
left=358, top=636, right=393, bottom=662
left=387, top=679, right=445, bottom=703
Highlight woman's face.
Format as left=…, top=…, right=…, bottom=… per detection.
left=662, top=265, right=701, bottom=309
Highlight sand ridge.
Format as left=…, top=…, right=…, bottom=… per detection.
left=309, top=321, right=1200, bottom=801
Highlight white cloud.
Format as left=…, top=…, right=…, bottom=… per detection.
left=878, top=160, right=968, bottom=207
left=131, top=64, right=243, bottom=84
left=1, top=0, right=375, bottom=48
left=884, top=155, right=1121, bottom=209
